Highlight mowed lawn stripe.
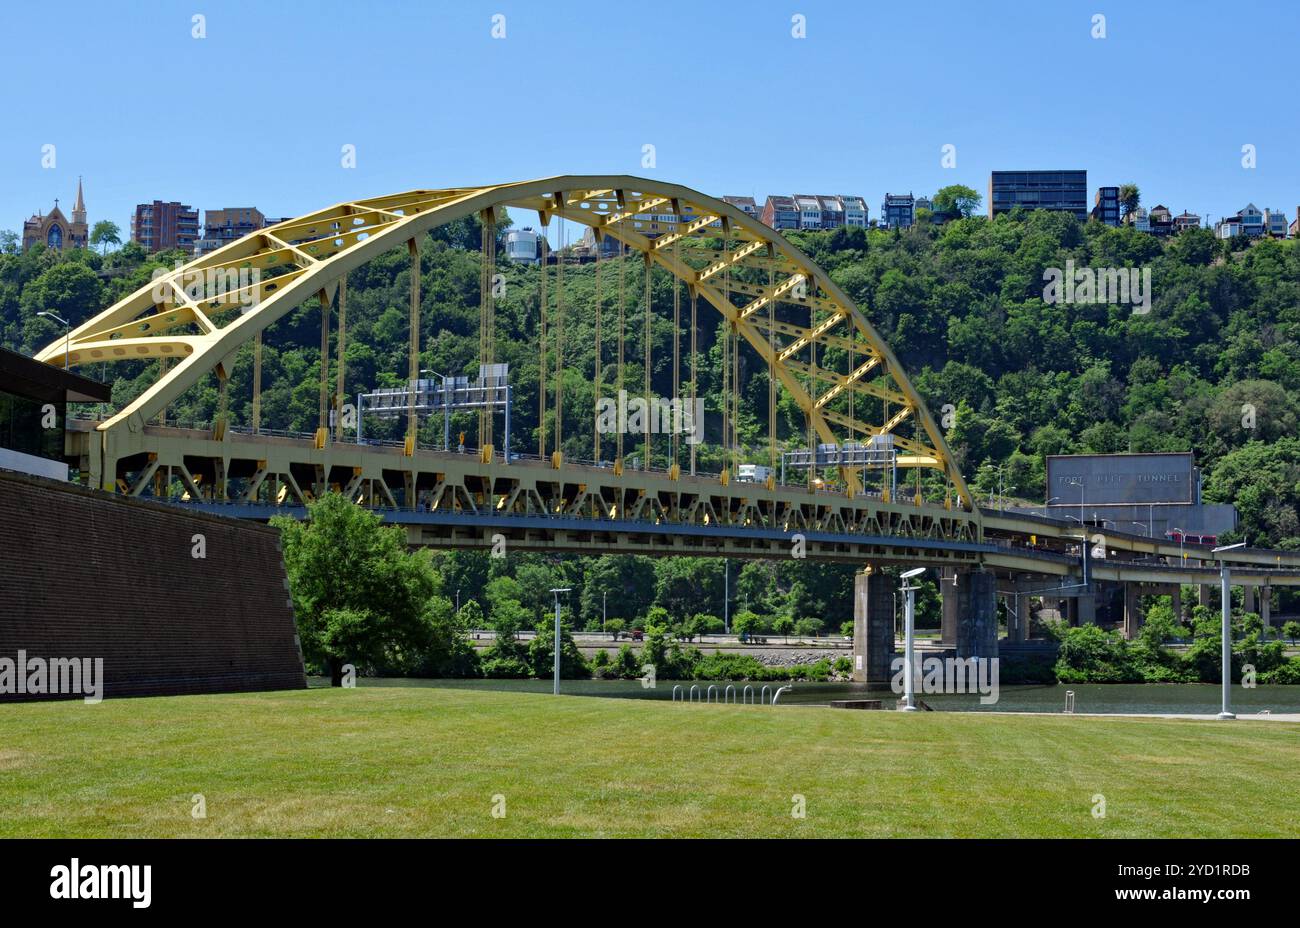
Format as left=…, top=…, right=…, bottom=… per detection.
left=0, top=685, right=1296, bottom=837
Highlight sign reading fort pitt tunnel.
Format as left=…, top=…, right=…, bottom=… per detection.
left=1046, top=452, right=1197, bottom=505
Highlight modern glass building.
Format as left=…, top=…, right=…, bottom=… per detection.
left=0, top=347, right=111, bottom=481
left=989, top=170, right=1088, bottom=220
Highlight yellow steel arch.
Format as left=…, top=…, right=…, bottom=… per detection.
left=35, top=175, right=974, bottom=509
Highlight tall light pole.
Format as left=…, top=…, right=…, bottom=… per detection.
left=37, top=311, right=70, bottom=370
left=1212, top=542, right=1245, bottom=720
left=420, top=368, right=450, bottom=451
left=1041, top=496, right=1060, bottom=517
left=1067, top=476, right=1085, bottom=528
left=602, top=591, right=607, bottom=632
left=1171, top=527, right=1186, bottom=565
left=723, top=559, right=730, bottom=634
left=899, top=568, right=926, bottom=711
left=549, top=587, right=571, bottom=696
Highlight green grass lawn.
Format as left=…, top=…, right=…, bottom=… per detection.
left=1, top=683, right=1297, bottom=838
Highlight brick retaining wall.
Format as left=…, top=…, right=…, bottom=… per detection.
left=0, top=469, right=305, bottom=701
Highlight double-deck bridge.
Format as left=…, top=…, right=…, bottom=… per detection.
left=38, top=176, right=1300, bottom=681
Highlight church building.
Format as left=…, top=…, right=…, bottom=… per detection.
left=22, top=178, right=89, bottom=252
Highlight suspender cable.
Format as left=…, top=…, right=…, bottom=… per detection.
left=643, top=251, right=652, bottom=471
left=406, top=240, right=420, bottom=449
left=808, top=304, right=816, bottom=491
left=672, top=236, right=680, bottom=469
left=318, top=287, right=330, bottom=437
left=616, top=234, right=626, bottom=466
left=689, top=286, right=697, bottom=476
left=480, top=211, right=497, bottom=449
left=720, top=230, right=730, bottom=476
left=768, top=261, right=776, bottom=476
left=158, top=357, right=170, bottom=425
left=478, top=219, right=489, bottom=445
left=848, top=327, right=855, bottom=487
left=724, top=229, right=736, bottom=476
left=538, top=219, right=549, bottom=458
left=338, top=274, right=348, bottom=441
left=594, top=234, right=603, bottom=464
left=554, top=210, right=565, bottom=456
left=251, top=333, right=262, bottom=434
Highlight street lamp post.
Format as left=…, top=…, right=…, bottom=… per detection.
left=1068, top=477, right=1085, bottom=528
left=602, top=591, right=607, bottom=633
left=37, top=312, right=70, bottom=370
left=1212, top=542, right=1245, bottom=720
left=1041, top=496, right=1060, bottom=518
left=549, top=587, right=571, bottom=695
left=1171, top=527, right=1186, bottom=565
left=420, top=368, right=451, bottom=451
left=899, top=568, right=926, bottom=712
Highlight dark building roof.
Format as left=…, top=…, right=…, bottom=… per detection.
left=0, top=346, right=111, bottom=404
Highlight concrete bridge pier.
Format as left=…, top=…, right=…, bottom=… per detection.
left=1261, top=587, right=1272, bottom=628
left=1122, top=583, right=1143, bottom=640
left=940, top=568, right=960, bottom=646
left=1066, top=591, right=1097, bottom=626
left=852, top=569, right=895, bottom=688
left=956, top=571, right=998, bottom=660
left=1171, top=584, right=1183, bottom=622
left=1243, top=585, right=1258, bottom=616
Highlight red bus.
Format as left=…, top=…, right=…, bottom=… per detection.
left=1165, top=530, right=1218, bottom=547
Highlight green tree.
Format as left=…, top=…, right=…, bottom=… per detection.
left=932, top=184, right=982, bottom=219
left=733, top=610, right=764, bottom=641
left=89, top=220, right=122, bottom=255
left=1117, top=183, right=1140, bottom=217
left=273, top=494, right=460, bottom=685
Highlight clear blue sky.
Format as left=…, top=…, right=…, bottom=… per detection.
left=4, top=0, right=1298, bottom=240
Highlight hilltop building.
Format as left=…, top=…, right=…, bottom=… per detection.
left=131, top=200, right=200, bottom=254
left=196, top=207, right=267, bottom=255
left=21, top=178, right=88, bottom=252
left=989, top=170, right=1088, bottom=220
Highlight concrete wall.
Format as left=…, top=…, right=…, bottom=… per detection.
left=955, top=571, right=998, bottom=659
left=0, top=469, right=305, bottom=701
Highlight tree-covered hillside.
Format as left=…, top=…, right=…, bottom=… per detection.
left=4, top=209, right=1299, bottom=633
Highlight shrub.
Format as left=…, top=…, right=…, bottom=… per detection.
left=1054, top=625, right=1142, bottom=683
left=1259, top=657, right=1300, bottom=684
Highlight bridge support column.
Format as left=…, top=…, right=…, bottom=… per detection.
left=1171, top=584, right=1183, bottom=623
left=852, top=569, right=894, bottom=689
left=1261, top=587, right=1272, bottom=629
left=1070, top=591, right=1096, bottom=626
left=1199, top=583, right=1215, bottom=608
left=956, top=571, right=997, bottom=660
left=940, top=568, right=960, bottom=646
left=1000, top=591, right=1027, bottom=643
left=1122, top=583, right=1143, bottom=640
left=1243, top=585, right=1257, bottom=615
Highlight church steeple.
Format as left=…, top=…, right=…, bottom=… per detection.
left=72, top=177, right=86, bottom=225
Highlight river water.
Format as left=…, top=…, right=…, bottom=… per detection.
left=342, top=677, right=1300, bottom=715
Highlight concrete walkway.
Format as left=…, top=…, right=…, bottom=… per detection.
left=990, top=710, right=1300, bottom=722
